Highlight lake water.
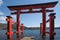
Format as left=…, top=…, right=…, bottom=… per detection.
left=0, top=29, right=60, bottom=40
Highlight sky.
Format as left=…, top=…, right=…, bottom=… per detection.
left=0, top=0, right=60, bottom=27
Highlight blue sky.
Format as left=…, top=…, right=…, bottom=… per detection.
left=0, top=0, right=60, bottom=27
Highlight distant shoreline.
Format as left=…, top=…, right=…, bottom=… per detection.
left=0, top=23, right=60, bottom=30
left=0, top=28, right=60, bottom=30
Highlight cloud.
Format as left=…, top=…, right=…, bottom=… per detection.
left=0, top=16, right=6, bottom=21
left=0, top=16, right=7, bottom=23
left=0, top=11, right=6, bottom=23
left=0, top=11, right=4, bottom=15
left=0, top=0, right=3, bottom=6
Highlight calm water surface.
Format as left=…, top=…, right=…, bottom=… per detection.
left=0, top=29, right=60, bottom=40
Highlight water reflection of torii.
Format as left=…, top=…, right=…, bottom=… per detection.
left=6, top=1, right=58, bottom=39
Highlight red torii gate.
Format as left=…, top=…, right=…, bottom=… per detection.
left=7, top=1, right=58, bottom=36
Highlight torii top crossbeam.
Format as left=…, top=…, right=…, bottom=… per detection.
left=7, top=1, right=58, bottom=10
left=7, top=1, right=58, bottom=14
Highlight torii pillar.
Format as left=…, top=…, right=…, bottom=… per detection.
left=40, top=23, right=43, bottom=34
left=49, top=13, right=56, bottom=39
left=6, top=16, right=13, bottom=39
left=20, top=23, right=24, bottom=38
left=20, top=23, right=24, bottom=33
left=16, top=10, right=20, bottom=35
left=42, top=8, right=46, bottom=36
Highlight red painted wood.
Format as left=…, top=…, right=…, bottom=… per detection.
left=6, top=16, right=13, bottom=39
left=40, top=23, right=43, bottom=34
left=16, top=10, right=20, bottom=35
left=49, top=13, right=56, bottom=39
left=20, top=23, right=24, bottom=33
left=42, top=8, right=46, bottom=36
left=7, top=1, right=58, bottom=10
left=11, top=10, right=54, bottom=14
